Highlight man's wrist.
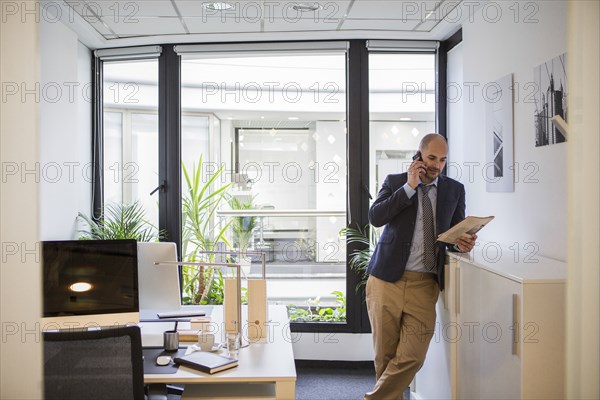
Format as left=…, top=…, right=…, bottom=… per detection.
left=403, top=183, right=417, bottom=199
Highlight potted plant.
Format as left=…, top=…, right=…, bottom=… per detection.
left=228, top=196, right=257, bottom=252
left=181, top=155, right=232, bottom=305
left=77, top=200, right=162, bottom=241
left=341, top=224, right=379, bottom=292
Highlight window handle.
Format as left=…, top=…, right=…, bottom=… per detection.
left=363, top=184, right=373, bottom=200
left=150, top=181, right=166, bottom=196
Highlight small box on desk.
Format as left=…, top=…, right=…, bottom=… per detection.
left=177, top=329, right=200, bottom=342
left=190, top=316, right=212, bottom=332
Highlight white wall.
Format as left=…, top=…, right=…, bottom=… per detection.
left=39, top=18, right=92, bottom=240
left=77, top=41, right=93, bottom=223
left=0, top=11, right=43, bottom=399
left=451, top=0, right=567, bottom=261
left=292, top=331, right=374, bottom=361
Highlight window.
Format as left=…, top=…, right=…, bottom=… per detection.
left=95, top=42, right=442, bottom=332
left=179, top=51, right=348, bottom=317
left=102, top=60, right=159, bottom=228
left=369, top=53, right=436, bottom=202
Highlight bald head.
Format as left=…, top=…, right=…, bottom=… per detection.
left=416, top=133, right=448, bottom=184
left=419, top=133, right=448, bottom=152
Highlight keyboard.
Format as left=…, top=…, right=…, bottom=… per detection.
left=156, top=310, right=206, bottom=319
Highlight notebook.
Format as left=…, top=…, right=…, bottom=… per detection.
left=174, top=351, right=238, bottom=374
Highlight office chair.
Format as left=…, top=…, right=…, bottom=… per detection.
left=44, top=325, right=176, bottom=400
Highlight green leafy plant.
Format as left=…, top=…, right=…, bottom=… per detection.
left=288, top=291, right=346, bottom=322
left=77, top=201, right=162, bottom=242
left=202, top=269, right=248, bottom=305
left=228, top=196, right=257, bottom=251
left=181, top=155, right=232, bottom=305
left=341, top=224, right=379, bottom=292
left=293, top=237, right=316, bottom=262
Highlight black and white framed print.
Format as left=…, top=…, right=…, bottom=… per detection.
left=486, top=73, right=514, bottom=193
left=534, top=53, right=568, bottom=147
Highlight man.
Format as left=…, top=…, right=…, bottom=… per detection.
left=364, top=133, right=476, bottom=400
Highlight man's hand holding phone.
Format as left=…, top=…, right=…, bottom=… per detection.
left=407, top=151, right=425, bottom=189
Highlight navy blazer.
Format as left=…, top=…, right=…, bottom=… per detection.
left=367, top=173, right=465, bottom=291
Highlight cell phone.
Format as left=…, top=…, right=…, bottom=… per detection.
left=412, top=151, right=422, bottom=161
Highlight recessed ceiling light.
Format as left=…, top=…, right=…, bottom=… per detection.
left=288, top=117, right=299, bottom=120
left=400, top=117, right=412, bottom=121
left=69, top=282, right=92, bottom=292
left=290, top=3, right=322, bottom=12
left=202, top=2, right=234, bottom=11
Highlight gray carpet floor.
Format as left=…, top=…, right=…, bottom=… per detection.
left=164, top=362, right=410, bottom=400
left=295, top=361, right=376, bottom=400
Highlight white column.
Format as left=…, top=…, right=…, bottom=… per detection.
left=0, top=1, right=43, bottom=398
left=566, top=1, right=600, bottom=398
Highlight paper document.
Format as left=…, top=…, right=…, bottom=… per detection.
left=437, top=216, right=495, bottom=244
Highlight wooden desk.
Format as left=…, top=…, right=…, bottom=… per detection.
left=142, top=305, right=296, bottom=400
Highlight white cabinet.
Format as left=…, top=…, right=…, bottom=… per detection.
left=464, top=263, right=522, bottom=399
left=415, top=245, right=566, bottom=400
left=456, top=261, right=484, bottom=400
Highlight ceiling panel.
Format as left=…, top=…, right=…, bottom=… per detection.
left=262, top=0, right=350, bottom=21
left=64, top=1, right=102, bottom=24
left=341, top=18, right=420, bottom=31
left=176, top=0, right=350, bottom=20
left=184, top=17, right=263, bottom=34
left=263, top=18, right=342, bottom=32
left=414, top=19, right=440, bottom=32
left=66, top=0, right=464, bottom=43
left=176, top=0, right=219, bottom=17
left=77, top=0, right=178, bottom=18
left=85, top=20, right=116, bottom=37
left=347, top=0, right=442, bottom=20
left=102, top=17, right=187, bottom=36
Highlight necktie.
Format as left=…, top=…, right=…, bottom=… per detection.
left=421, top=184, right=436, bottom=271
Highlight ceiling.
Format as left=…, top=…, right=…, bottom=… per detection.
left=67, top=0, right=471, bottom=123
left=55, top=0, right=471, bottom=49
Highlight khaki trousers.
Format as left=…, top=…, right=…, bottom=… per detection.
left=365, top=272, right=440, bottom=400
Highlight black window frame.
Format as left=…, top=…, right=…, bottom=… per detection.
left=92, top=36, right=459, bottom=333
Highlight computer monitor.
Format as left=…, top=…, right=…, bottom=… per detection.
left=42, top=239, right=139, bottom=329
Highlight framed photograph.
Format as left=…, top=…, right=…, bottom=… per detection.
left=486, top=73, right=514, bottom=193
left=534, top=53, right=568, bottom=146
